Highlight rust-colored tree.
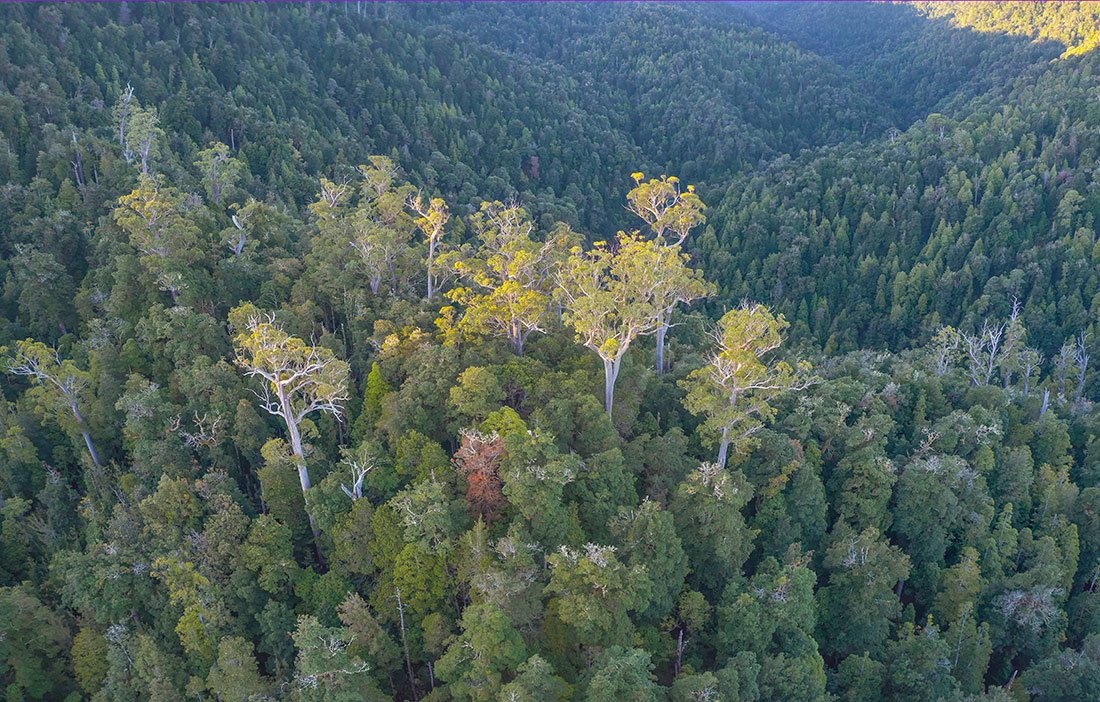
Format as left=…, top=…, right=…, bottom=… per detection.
left=453, top=429, right=508, bottom=523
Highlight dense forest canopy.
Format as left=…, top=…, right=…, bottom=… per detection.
left=2, top=2, right=1100, bottom=701
left=913, top=1, right=1100, bottom=56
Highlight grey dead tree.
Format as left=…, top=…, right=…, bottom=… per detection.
left=70, top=130, right=86, bottom=196
left=929, top=326, right=961, bottom=377
left=113, top=85, right=161, bottom=175
left=1074, top=332, right=1090, bottom=407
left=113, top=83, right=135, bottom=159
left=394, top=587, right=419, bottom=701
left=961, top=320, right=1005, bottom=386
left=229, top=214, right=247, bottom=257
left=339, top=451, right=374, bottom=501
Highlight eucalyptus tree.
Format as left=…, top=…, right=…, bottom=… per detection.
left=445, top=202, right=575, bottom=356
left=409, top=192, right=450, bottom=300
left=558, top=233, right=686, bottom=415
left=231, top=305, right=350, bottom=541
left=681, top=303, right=811, bottom=468
left=626, top=173, right=711, bottom=373
left=6, top=340, right=104, bottom=468
left=113, top=175, right=203, bottom=304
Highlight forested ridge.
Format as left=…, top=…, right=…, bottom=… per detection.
left=2, top=3, right=1100, bottom=701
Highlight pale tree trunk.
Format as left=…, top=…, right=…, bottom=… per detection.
left=655, top=321, right=669, bottom=375
left=426, top=240, right=437, bottom=301
left=209, top=160, right=220, bottom=204
left=81, top=431, right=103, bottom=469
left=70, top=404, right=103, bottom=470
left=285, top=419, right=311, bottom=492
left=674, top=627, right=685, bottom=677
left=1076, top=360, right=1088, bottom=404
left=280, top=394, right=325, bottom=561
left=603, top=357, right=621, bottom=416
left=69, top=403, right=103, bottom=468
left=716, top=425, right=731, bottom=470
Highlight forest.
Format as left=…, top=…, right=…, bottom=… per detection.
left=1, top=2, right=1100, bottom=700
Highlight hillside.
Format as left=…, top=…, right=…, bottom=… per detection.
left=705, top=44, right=1100, bottom=356
left=2, top=3, right=1100, bottom=702
left=738, top=1, right=1066, bottom=127
left=914, top=1, right=1100, bottom=56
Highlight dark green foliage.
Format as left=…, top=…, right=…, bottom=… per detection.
left=1, top=3, right=1099, bottom=700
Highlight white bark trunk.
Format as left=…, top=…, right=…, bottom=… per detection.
left=603, top=357, right=620, bottom=416
left=716, top=425, right=731, bottom=469
left=70, top=404, right=103, bottom=468
left=655, top=322, right=668, bottom=375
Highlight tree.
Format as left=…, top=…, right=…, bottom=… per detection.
left=961, top=320, right=1005, bottom=386
left=626, top=172, right=706, bottom=247
left=880, top=623, right=961, bottom=702
left=453, top=429, right=508, bottom=524
left=113, top=174, right=203, bottom=303
left=206, top=636, right=275, bottom=701
left=337, top=594, right=401, bottom=687
left=716, top=554, right=819, bottom=661
left=816, top=525, right=911, bottom=660
left=289, top=615, right=384, bottom=701
left=496, top=655, right=570, bottom=702
left=1019, top=635, right=1100, bottom=702
left=545, top=543, right=651, bottom=649
left=927, top=326, right=961, bottom=377
left=625, top=172, right=711, bottom=373
left=113, top=86, right=162, bottom=174
left=583, top=646, right=662, bottom=702
left=232, top=306, right=350, bottom=541
left=608, top=499, right=688, bottom=622
left=5, top=245, right=76, bottom=341
left=0, top=586, right=72, bottom=701
left=6, top=339, right=103, bottom=467
left=671, top=462, right=757, bottom=593
left=409, top=192, right=450, bottom=300
left=353, top=158, right=418, bottom=295
left=112, top=83, right=135, bottom=156
left=496, top=420, right=580, bottom=548
left=558, top=233, right=671, bottom=415
left=681, top=303, right=810, bottom=468
left=436, top=602, right=527, bottom=702
left=648, top=244, right=711, bottom=375
left=308, top=157, right=417, bottom=297
left=353, top=362, right=392, bottom=442
left=150, top=556, right=227, bottom=666
left=71, top=628, right=109, bottom=696
left=195, top=141, right=243, bottom=205
left=446, top=202, right=574, bottom=356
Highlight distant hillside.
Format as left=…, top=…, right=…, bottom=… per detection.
left=706, top=43, right=1100, bottom=356
left=914, top=0, right=1100, bottom=56
left=0, top=2, right=889, bottom=237
left=737, top=1, right=1065, bottom=127
left=405, top=3, right=889, bottom=181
